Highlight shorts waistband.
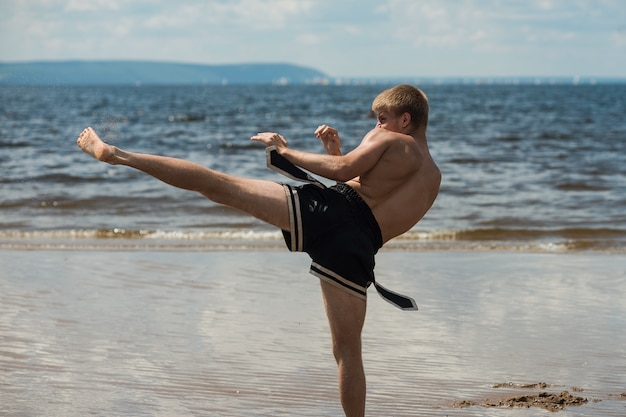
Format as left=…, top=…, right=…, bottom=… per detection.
left=331, top=183, right=383, bottom=250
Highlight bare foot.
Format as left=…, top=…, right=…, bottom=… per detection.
left=77, top=127, right=114, bottom=163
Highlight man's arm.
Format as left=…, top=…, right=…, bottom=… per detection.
left=251, top=129, right=391, bottom=183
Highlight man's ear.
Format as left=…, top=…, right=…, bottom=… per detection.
left=401, top=112, right=411, bottom=128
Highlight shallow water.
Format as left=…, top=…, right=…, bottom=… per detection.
left=1, top=249, right=624, bottom=416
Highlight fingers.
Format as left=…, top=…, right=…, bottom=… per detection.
left=250, top=132, right=287, bottom=147
left=313, top=125, right=342, bottom=156
left=314, top=124, right=338, bottom=138
left=315, top=125, right=340, bottom=146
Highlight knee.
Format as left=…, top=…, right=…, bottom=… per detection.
left=332, top=337, right=362, bottom=366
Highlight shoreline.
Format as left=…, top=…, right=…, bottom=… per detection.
left=2, top=236, right=625, bottom=253
left=2, top=225, right=625, bottom=253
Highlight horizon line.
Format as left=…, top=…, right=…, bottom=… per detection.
left=0, top=59, right=624, bottom=82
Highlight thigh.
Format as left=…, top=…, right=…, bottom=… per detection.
left=204, top=174, right=291, bottom=231
left=320, top=280, right=367, bottom=349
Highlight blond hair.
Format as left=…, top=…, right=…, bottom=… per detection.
left=372, top=84, right=429, bottom=130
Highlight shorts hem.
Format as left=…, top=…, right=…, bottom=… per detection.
left=282, top=184, right=303, bottom=252
left=310, top=262, right=368, bottom=301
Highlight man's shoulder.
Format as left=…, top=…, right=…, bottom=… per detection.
left=362, top=128, right=413, bottom=147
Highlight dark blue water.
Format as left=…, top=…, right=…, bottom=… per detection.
left=1, top=84, right=625, bottom=250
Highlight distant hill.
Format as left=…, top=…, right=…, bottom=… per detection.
left=0, top=61, right=328, bottom=86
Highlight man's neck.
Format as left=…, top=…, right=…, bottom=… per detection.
left=409, top=129, right=427, bottom=144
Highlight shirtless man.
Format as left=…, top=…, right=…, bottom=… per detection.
left=77, top=84, right=440, bottom=417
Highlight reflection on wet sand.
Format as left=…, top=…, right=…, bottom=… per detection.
left=1, top=250, right=625, bottom=416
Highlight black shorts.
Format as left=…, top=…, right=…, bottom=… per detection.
left=281, top=182, right=382, bottom=301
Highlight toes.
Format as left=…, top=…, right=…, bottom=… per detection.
left=77, top=128, right=89, bottom=146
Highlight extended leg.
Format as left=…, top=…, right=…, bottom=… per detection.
left=77, top=127, right=290, bottom=230
left=320, top=280, right=367, bottom=417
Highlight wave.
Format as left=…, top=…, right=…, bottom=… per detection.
left=388, top=228, right=626, bottom=252
left=1, top=227, right=624, bottom=252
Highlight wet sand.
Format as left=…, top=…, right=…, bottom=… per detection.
left=1, top=249, right=625, bottom=416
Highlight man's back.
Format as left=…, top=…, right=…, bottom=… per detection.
left=347, top=128, right=441, bottom=243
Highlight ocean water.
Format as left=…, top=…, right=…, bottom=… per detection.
left=1, top=83, right=625, bottom=251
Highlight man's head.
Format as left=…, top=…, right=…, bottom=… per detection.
left=372, top=84, right=429, bottom=133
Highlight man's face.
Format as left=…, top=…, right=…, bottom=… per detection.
left=375, top=109, right=404, bottom=133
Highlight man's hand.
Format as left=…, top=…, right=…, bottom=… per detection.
left=314, top=125, right=342, bottom=156
left=251, top=132, right=288, bottom=152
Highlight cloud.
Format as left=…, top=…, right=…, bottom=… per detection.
left=127, top=0, right=316, bottom=31
left=0, top=0, right=625, bottom=77
left=65, top=0, right=120, bottom=12
left=613, top=29, right=626, bottom=48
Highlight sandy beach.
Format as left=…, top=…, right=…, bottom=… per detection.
left=1, top=248, right=625, bottom=416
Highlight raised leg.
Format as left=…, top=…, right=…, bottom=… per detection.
left=77, top=127, right=290, bottom=230
left=320, top=280, right=367, bottom=417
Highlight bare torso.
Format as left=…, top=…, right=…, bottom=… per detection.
left=346, top=130, right=441, bottom=243
left=250, top=126, right=441, bottom=243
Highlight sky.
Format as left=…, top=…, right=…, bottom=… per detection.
left=1, top=0, right=625, bottom=78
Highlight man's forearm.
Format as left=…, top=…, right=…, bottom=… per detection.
left=280, top=147, right=352, bottom=182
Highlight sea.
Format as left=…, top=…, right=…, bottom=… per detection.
left=1, top=83, right=625, bottom=251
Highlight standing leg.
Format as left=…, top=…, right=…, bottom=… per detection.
left=77, top=127, right=290, bottom=230
left=320, top=280, right=367, bottom=417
